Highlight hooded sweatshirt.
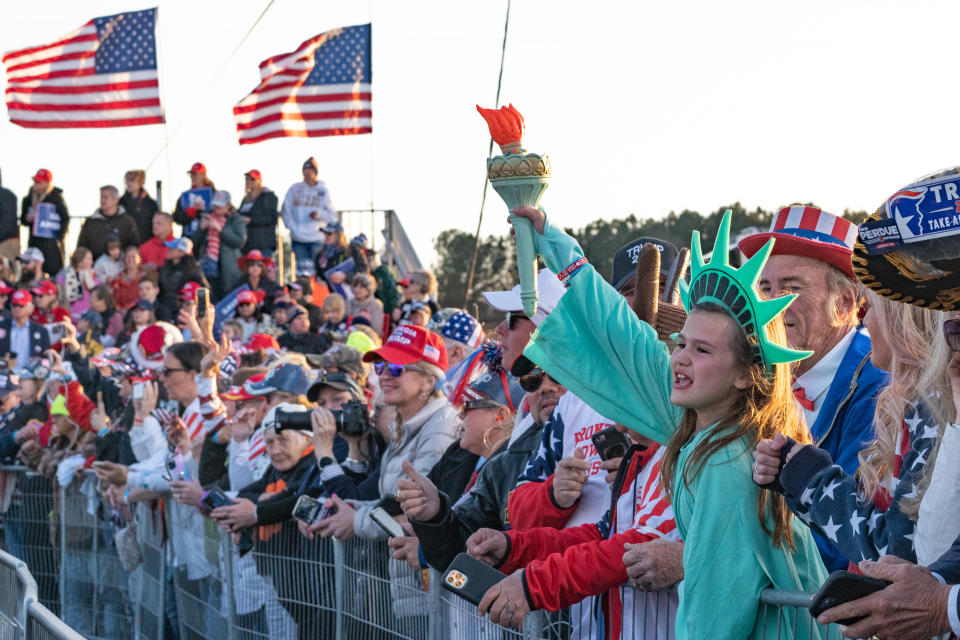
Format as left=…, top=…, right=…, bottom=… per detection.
left=280, top=180, right=336, bottom=244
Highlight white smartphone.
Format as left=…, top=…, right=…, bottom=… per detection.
left=369, top=506, right=404, bottom=538
left=133, top=382, right=145, bottom=400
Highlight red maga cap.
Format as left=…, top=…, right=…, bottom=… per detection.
left=33, top=168, right=52, bottom=183
left=362, top=324, right=448, bottom=371
left=31, top=280, right=57, bottom=297
left=11, top=290, right=32, bottom=306
left=245, top=169, right=262, bottom=181
left=188, top=162, right=206, bottom=174
left=179, top=281, right=201, bottom=301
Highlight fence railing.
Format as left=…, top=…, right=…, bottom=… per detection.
left=0, top=464, right=842, bottom=640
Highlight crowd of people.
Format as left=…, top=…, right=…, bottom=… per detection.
left=2, top=157, right=960, bottom=640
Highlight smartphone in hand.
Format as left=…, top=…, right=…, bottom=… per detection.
left=809, top=570, right=891, bottom=625
left=592, top=426, right=631, bottom=461
left=441, top=553, right=506, bottom=606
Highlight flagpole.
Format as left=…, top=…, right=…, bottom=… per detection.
left=369, top=7, right=376, bottom=251
left=463, top=0, right=511, bottom=307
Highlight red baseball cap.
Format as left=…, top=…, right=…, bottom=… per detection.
left=362, top=325, right=448, bottom=371
left=245, top=169, right=262, bottom=181
left=179, top=281, right=201, bottom=301
left=11, top=290, right=32, bottom=306
left=33, top=169, right=52, bottom=183
left=222, top=373, right=266, bottom=401
left=31, top=280, right=57, bottom=297
left=0, top=282, right=13, bottom=296
left=236, top=290, right=258, bottom=305
left=242, top=333, right=280, bottom=353
left=187, top=162, right=206, bottom=174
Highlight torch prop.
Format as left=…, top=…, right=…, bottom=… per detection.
left=477, top=104, right=550, bottom=317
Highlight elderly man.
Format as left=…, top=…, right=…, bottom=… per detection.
left=738, top=205, right=888, bottom=570
left=20, top=168, right=69, bottom=275
left=76, top=185, right=140, bottom=259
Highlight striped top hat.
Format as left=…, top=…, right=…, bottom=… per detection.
left=738, top=205, right=857, bottom=279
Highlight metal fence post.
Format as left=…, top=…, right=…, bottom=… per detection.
left=220, top=531, right=239, bottom=640
left=428, top=569, right=444, bottom=638
left=57, top=484, right=66, bottom=626
left=332, top=537, right=345, bottom=640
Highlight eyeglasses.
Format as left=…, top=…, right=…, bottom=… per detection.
left=505, top=311, right=528, bottom=330
left=161, top=366, right=187, bottom=376
left=374, top=361, right=424, bottom=378
left=945, top=318, right=960, bottom=351
left=518, top=368, right=554, bottom=393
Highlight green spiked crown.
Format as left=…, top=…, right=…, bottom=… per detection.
left=679, top=210, right=812, bottom=374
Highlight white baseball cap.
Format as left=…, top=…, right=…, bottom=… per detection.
left=482, top=268, right=566, bottom=326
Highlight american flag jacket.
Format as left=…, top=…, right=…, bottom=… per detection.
left=779, top=402, right=940, bottom=563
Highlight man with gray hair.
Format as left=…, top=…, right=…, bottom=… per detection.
left=738, top=205, right=888, bottom=571
left=76, top=184, right=140, bottom=259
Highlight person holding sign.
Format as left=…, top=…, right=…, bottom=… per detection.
left=20, top=169, right=68, bottom=275
left=173, top=162, right=216, bottom=239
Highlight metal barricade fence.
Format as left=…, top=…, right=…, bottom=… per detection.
left=0, top=465, right=846, bottom=640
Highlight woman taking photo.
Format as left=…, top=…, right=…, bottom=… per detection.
left=485, top=207, right=827, bottom=638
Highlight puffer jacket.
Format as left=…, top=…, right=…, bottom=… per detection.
left=412, top=416, right=543, bottom=570
left=158, top=255, right=208, bottom=311
left=349, top=396, right=457, bottom=620
left=76, top=207, right=140, bottom=259
left=352, top=396, right=459, bottom=539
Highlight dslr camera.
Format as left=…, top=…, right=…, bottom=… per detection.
left=276, top=400, right=371, bottom=436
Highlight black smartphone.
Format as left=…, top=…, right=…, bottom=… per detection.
left=809, top=570, right=891, bottom=625
left=292, top=495, right=321, bottom=524
left=197, top=287, right=209, bottom=319
left=441, top=553, right=506, bottom=606
left=201, top=487, right=235, bottom=511
left=591, top=426, right=630, bottom=461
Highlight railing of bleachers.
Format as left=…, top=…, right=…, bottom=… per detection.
left=0, top=465, right=846, bottom=640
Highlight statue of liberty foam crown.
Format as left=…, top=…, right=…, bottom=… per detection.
left=679, top=210, right=812, bottom=374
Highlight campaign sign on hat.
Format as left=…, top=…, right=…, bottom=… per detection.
left=237, top=249, right=275, bottom=271
left=853, top=166, right=960, bottom=310
left=363, top=325, right=448, bottom=371
left=462, top=371, right=524, bottom=413
left=32, top=168, right=52, bottom=183
left=188, top=162, right=206, bottom=174
left=0, top=282, right=14, bottom=295
left=236, top=290, right=259, bottom=305
left=738, top=206, right=857, bottom=279
left=164, top=237, right=193, bottom=254
left=11, top=290, right=32, bottom=306
left=610, top=237, right=678, bottom=292
left=245, top=169, right=262, bottom=181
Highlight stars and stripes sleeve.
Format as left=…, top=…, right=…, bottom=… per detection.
left=780, top=405, right=939, bottom=563
left=195, top=374, right=227, bottom=436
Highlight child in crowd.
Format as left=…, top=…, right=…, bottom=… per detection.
left=137, top=274, right=172, bottom=322
left=93, top=236, right=125, bottom=284
left=394, top=269, right=438, bottom=323
left=57, top=247, right=98, bottom=322
left=318, top=293, right=349, bottom=342
left=347, top=273, right=384, bottom=337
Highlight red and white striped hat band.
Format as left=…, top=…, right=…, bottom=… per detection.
left=769, top=206, right=857, bottom=250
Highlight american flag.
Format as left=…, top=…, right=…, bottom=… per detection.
left=2, top=8, right=163, bottom=129
left=234, top=23, right=371, bottom=145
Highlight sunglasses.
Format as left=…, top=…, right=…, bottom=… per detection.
left=505, top=311, right=528, bottom=330
left=945, top=318, right=960, bottom=351
left=374, top=361, right=424, bottom=378
left=518, top=368, right=554, bottom=393
left=161, top=366, right=187, bottom=376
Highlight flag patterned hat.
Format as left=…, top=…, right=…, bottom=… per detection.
left=428, top=308, right=482, bottom=348
left=681, top=210, right=812, bottom=374
left=853, top=166, right=960, bottom=310
left=738, top=205, right=857, bottom=279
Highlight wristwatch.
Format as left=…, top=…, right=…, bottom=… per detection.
left=317, top=456, right=335, bottom=469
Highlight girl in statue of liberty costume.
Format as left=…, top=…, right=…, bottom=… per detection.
left=474, top=206, right=829, bottom=638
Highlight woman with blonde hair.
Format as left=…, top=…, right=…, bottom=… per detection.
left=754, top=290, right=952, bottom=564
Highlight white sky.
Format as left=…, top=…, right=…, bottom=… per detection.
left=2, top=0, right=959, bottom=268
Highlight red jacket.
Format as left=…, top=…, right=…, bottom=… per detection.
left=140, top=235, right=172, bottom=269
left=500, top=445, right=679, bottom=640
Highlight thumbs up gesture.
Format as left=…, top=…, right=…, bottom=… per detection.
left=551, top=446, right=590, bottom=509
left=397, top=459, right=440, bottom=521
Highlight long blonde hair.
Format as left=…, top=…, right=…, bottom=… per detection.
left=856, top=292, right=952, bottom=518
left=660, top=302, right=812, bottom=548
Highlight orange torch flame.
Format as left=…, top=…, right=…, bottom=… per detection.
left=476, top=103, right=525, bottom=154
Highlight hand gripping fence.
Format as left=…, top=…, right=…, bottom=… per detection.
left=0, top=465, right=844, bottom=640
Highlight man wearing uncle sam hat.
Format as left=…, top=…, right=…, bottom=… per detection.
left=738, top=205, right=888, bottom=570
